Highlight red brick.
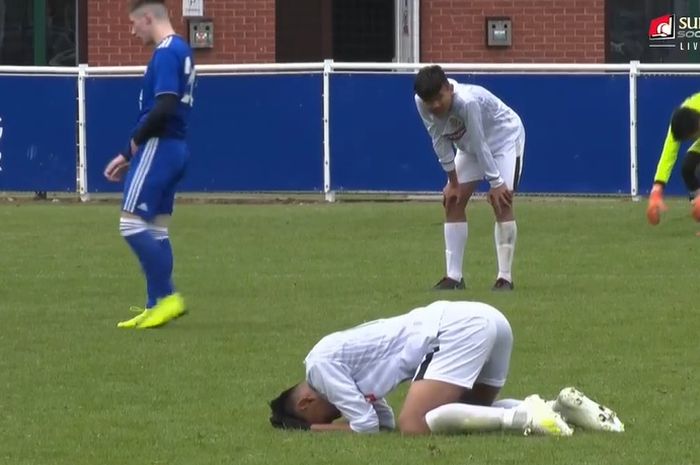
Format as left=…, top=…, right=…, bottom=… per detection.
left=88, top=0, right=603, bottom=65
left=87, top=0, right=274, bottom=65
left=421, top=0, right=604, bottom=63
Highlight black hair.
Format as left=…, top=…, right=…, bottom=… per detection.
left=269, top=384, right=310, bottom=430
left=414, top=65, right=449, bottom=101
left=671, top=106, right=700, bottom=140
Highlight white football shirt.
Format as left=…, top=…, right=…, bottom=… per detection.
left=304, top=300, right=490, bottom=433
left=415, top=79, right=522, bottom=188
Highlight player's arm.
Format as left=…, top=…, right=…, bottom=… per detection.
left=122, top=94, right=179, bottom=159
left=652, top=126, right=681, bottom=187
left=306, top=361, right=381, bottom=433
left=461, top=100, right=512, bottom=211
left=461, top=100, right=503, bottom=189
left=372, top=398, right=396, bottom=431
left=415, top=96, right=458, bottom=185
left=125, top=49, right=182, bottom=158
left=309, top=423, right=353, bottom=432
left=128, top=94, right=179, bottom=150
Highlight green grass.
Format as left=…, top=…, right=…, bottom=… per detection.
left=0, top=198, right=698, bottom=465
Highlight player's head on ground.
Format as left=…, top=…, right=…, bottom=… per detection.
left=269, top=382, right=341, bottom=430
left=414, top=65, right=454, bottom=117
left=671, top=106, right=700, bottom=141
left=129, top=0, right=170, bottom=45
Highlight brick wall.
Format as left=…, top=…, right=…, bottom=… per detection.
left=87, top=0, right=275, bottom=65
left=421, top=0, right=605, bottom=63
left=87, top=0, right=605, bottom=65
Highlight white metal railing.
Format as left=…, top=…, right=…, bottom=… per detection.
left=0, top=65, right=78, bottom=74
left=629, top=61, right=639, bottom=199
left=83, top=62, right=327, bottom=76
left=330, top=62, right=632, bottom=72
left=3, top=60, right=699, bottom=201
left=322, top=60, right=333, bottom=202
left=77, top=64, right=88, bottom=201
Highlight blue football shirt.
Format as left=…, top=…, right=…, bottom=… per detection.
left=135, top=34, right=196, bottom=139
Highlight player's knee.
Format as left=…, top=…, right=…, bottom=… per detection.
left=460, top=384, right=501, bottom=406
left=148, top=215, right=171, bottom=240
left=681, top=151, right=700, bottom=190
left=148, top=223, right=169, bottom=241
left=119, top=216, right=147, bottom=237
left=397, top=412, right=430, bottom=435
left=152, top=214, right=171, bottom=227
left=443, top=198, right=467, bottom=215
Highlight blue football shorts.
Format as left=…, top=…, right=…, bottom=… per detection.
left=121, top=137, right=188, bottom=221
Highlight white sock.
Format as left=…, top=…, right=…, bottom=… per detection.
left=444, top=222, right=467, bottom=281
left=425, top=403, right=527, bottom=434
left=492, top=398, right=523, bottom=409
left=494, top=220, right=517, bottom=282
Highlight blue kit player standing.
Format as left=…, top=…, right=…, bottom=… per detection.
left=104, top=0, right=196, bottom=329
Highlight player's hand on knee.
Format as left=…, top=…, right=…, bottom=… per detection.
left=488, top=184, right=512, bottom=214
left=104, top=154, right=130, bottom=182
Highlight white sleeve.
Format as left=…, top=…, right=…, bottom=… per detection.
left=461, top=100, right=504, bottom=188
left=306, top=360, right=380, bottom=433
left=372, top=398, right=396, bottom=430
left=415, top=95, right=456, bottom=172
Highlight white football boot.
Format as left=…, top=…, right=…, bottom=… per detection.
left=551, top=387, right=625, bottom=433
left=517, top=394, right=574, bottom=437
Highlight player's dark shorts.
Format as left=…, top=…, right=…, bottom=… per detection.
left=122, top=137, right=188, bottom=221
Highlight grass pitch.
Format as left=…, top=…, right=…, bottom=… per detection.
left=0, top=198, right=698, bottom=465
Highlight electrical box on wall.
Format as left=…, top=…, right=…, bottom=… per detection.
left=486, top=17, right=512, bottom=47
left=189, top=19, right=214, bottom=49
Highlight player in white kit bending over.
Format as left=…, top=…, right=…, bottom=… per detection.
left=415, top=65, right=525, bottom=291
left=269, top=300, right=623, bottom=435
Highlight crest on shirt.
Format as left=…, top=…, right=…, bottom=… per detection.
left=445, top=116, right=466, bottom=141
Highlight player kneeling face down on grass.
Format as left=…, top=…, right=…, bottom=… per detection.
left=269, top=300, right=624, bottom=436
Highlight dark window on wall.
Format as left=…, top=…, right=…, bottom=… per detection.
left=0, top=0, right=77, bottom=66
left=332, top=0, right=394, bottom=62
left=47, top=0, right=76, bottom=65
left=607, top=0, right=700, bottom=63
left=275, top=0, right=331, bottom=62
left=0, top=0, right=34, bottom=65
left=275, top=0, right=395, bottom=62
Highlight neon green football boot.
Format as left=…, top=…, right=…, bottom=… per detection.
left=136, top=293, right=187, bottom=329
left=117, top=306, right=150, bottom=329
left=519, top=395, right=573, bottom=437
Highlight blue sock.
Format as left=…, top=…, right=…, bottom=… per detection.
left=150, top=224, right=175, bottom=295
left=120, top=217, right=172, bottom=306
left=146, top=280, right=157, bottom=309
left=161, top=238, right=174, bottom=292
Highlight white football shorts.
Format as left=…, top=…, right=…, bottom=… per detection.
left=455, top=124, right=525, bottom=191
left=413, top=302, right=513, bottom=389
